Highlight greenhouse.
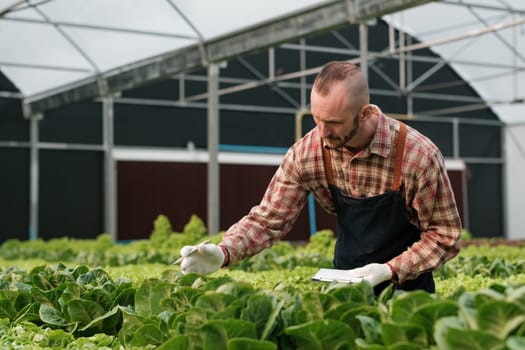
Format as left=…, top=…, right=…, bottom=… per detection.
left=0, top=0, right=524, bottom=349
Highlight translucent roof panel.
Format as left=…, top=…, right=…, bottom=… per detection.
left=61, top=27, right=195, bottom=72
left=1, top=0, right=524, bottom=124
left=174, top=0, right=328, bottom=39
left=0, top=0, right=329, bottom=96
left=36, top=0, right=198, bottom=37
left=385, top=0, right=525, bottom=124
left=1, top=66, right=90, bottom=96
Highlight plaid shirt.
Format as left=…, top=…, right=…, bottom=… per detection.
left=221, top=105, right=461, bottom=283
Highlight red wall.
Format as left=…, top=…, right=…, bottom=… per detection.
left=117, top=161, right=464, bottom=241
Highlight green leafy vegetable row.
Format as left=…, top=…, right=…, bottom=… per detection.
left=2, top=215, right=524, bottom=281
left=1, top=262, right=524, bottom=349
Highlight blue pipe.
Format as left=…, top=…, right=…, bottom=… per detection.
left=29, top=227, right=36, bottom=240
left=308, top=194, right=317, bottom=235
left=219, top=144, right=288, bottom=154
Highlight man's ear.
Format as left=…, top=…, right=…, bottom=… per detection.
left=360, top=104, right=374, bottom=120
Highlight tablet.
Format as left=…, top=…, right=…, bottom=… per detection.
left=311, top=268, right=364, bottom=283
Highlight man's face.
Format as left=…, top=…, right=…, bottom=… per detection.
left=310, top=82, right=361, bottom=149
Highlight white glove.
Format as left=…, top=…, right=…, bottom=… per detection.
left=345, top=263, right=392, bottom=287
left=179, top=243, right=224, bottom=275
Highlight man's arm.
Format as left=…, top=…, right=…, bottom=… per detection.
left=220, top=147, right=309, bottom=266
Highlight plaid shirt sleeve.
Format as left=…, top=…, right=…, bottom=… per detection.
left=387, top=127, right=462, bottom=283
left=220, top=143, right=311, bottom=266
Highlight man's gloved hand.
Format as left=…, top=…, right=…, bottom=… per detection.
left=345, top=263, right=392, bottom=287
left=179, top=243, right=224, bottom=275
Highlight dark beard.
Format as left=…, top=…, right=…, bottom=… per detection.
left=324, top=115, right=360, bottom=150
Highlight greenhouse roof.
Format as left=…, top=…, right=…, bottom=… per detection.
left=0, top=0, right=524, bottom=123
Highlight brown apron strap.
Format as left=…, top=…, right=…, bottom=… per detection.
left=322, top=121, right=407, bottom=190
left=392, top=122, right=407, bottom=191
left=322, top=146, right=335, bottom=186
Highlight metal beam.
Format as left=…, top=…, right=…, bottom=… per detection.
left=0, top=90, right=22, bottom=98
left=24, top=0, right=435, bottom=114
left=1, top=16, right=197, bottom=40
left=207, top=64, right=220, bottom=236
left=0, top=61, right=91, bottom=73
left=103, top=97, right=117, bottom=240
left=0, top=0, right=24, bottom=16
left=27, top=113, right=43, bottom=240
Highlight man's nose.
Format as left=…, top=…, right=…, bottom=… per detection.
left=318, top=122, right=330, bottom=137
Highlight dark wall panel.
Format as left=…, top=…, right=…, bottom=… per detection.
left=220, top=164, right=324, bottom=240
left=0, top=149, right=29, bottom=242
left=0, top=98, right=27, bottom=142
left=115, top=104, right=297, bottom=150
left=39, top=150, right=103, bottom=239
left=0, top=71, right=19, bottom=92
left=448, top=169, right=467, bottom=228
left=220, top=164, right=277, bottom=231
left=41, top=102, right=102, bottom=144
left=406, top=121, right=454, bottom=157
left=466, top=164, right=503, bottom=237
left=460, top=124, right=501, bottom=158
left=117, top=161, right=207, bottom=239
left=221, top=110, right=295, bottom=147
left=220, top=84, right=298, bottom=108
left=122, top=79, right=180, bottom=100
left=115, top=105, right=207, bottom=148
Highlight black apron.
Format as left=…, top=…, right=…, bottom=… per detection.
left=322, top=122, right=434, bottom=294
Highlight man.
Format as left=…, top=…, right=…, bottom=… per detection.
left=179, top=61, right=462, bottom=293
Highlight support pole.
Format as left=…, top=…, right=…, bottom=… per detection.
left=406, top=35, right=413, bottom=116
left=207, top=63, right=220, bottom=235
left=28, top=113, right=42, bottom=240
left=103, top=96, right=117, bottom=240
left=359, top=23, right=368, bottom=80
left=399, top=12, right=406, bottom=91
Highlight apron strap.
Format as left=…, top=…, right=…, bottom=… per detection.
left=322, top=120, right=408, bottom=191
left=392, top=121, right=407, bottom=191
left=322, top=145, right=335, bottom=186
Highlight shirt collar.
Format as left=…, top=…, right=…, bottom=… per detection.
left=363, top=105, right=394, bottom=158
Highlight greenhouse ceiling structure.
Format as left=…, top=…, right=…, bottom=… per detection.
left=0, top=0, right=524, bottom=240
